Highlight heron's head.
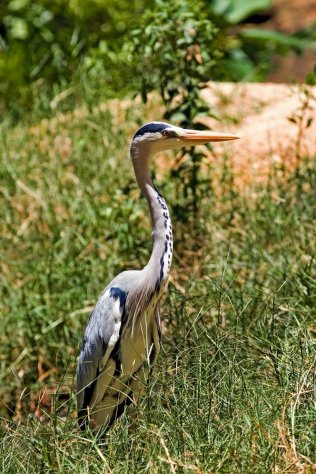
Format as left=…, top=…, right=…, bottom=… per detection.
left=130, top=122, right=239, bottom=159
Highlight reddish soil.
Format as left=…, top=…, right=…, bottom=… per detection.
left=200, top=81, right=316, bottom=186
left=268, top=0, right=316, bottom=33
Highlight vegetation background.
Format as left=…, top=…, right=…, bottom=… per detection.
left=0, top=0, right=315, bottom=472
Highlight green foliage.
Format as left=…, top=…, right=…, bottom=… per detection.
left=306, top=63, right=316, bottom=86
left=211, top=0, right=272, bottom=24
left=240, top=28, right=316, bottom=54
left=287, top=69, right=316, bottom=159
left=216, top=1, right=316, bottom=81
left=130, top=0, right=224, bottom=216
left=0, top=0, right=152, bottom=113
left=0, top=106, right=316, bottom=471
left=1, top=0, right=315, bottom=117
left=131, top=0, right=222, bottom=107
left=1, top=0, right=78, bottom=106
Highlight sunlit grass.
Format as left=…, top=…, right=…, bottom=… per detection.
left=0, top=104, right=315, bottom=472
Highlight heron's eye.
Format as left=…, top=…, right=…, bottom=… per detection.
left=162, top=129, right=177, bottom=138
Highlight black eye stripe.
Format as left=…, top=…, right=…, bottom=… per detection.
left=162, top=129, right=177, bottom=138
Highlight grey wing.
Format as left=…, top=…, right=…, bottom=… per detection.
left=77, top=286, right=127, bottom=428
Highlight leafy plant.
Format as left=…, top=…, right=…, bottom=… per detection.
left=208, top=0, right=316, bottom=81
left=0, top=0, right=152, bottom=114
left=1, top=0, right=316, bottom=117
left=130, top=0, right=224, bottom=217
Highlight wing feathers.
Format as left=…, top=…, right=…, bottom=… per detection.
left=77, top=287, right=127, bottom=428
left=77, top=277, right=162, bottom=432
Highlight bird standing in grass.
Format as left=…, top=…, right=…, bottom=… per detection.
left=77, top=122, right=238, bottom=432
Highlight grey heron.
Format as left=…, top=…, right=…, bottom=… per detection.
left=77, top=122, right=238, bottom=432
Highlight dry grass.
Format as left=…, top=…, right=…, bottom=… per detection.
left=0, top=92, right=315, bottom=472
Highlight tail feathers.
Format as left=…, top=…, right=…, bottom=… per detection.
left=77, top=391, right=134, bottom=433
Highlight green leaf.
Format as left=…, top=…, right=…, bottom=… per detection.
left=6, top=16, right=29, bottom=40
left=306, top=72, right=316, bottom=86
left=241, top=28, right=316, bottom=52
left=211, top=0, right=271, bottom=24
left=167, top=111, right=188, bottom=122
left=8, top=0, right=29, bottom=11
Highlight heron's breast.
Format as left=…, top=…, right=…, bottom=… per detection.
left=120, top=303, right=160, bottom=375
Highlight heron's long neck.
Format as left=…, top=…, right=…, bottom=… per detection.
left=132, top=149, right=173, bottom=286
left=144, top=181, right=173, bottom=282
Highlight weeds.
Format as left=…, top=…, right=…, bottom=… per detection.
left=288, top=67, right=316, bottom=160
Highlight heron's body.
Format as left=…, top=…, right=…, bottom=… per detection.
left=77, top=122, right=238, bottom=432
left=77, top=273, right=163, bottom=429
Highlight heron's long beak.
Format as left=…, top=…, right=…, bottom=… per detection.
left=178, top=129, right=239, bottom=143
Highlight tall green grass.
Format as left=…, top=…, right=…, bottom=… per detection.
left=0, top=105, right=315, bottom=472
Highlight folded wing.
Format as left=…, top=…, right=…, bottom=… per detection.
left=77, top=286, right=128, bottom=429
